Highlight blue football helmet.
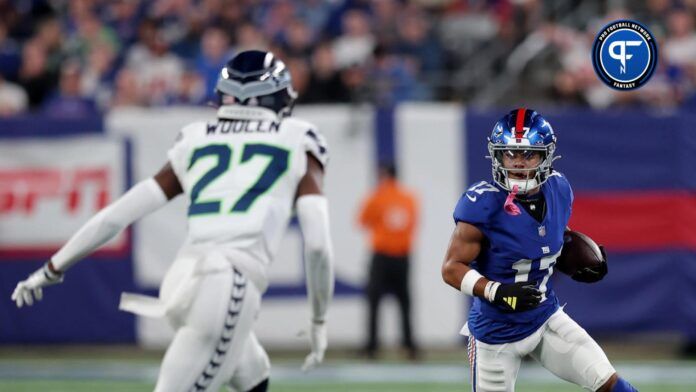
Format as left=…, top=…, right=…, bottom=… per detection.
left=487, top=108, right=558, bottom=194
left=215, top=50, right=297, bottom=117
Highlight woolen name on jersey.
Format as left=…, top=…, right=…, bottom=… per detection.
left=209, top=119, right=281, bottom=135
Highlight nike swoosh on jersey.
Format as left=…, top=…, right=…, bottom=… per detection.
left=466, top=194, right=477, bottom=202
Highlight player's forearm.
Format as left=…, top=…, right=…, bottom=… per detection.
left=297, top=195, right=335, bottom=322
left=442, top=260, right=490, bottom=298
left=305, top=251, right=334, bottom=322
left=51, top=178, right=168, bottom=271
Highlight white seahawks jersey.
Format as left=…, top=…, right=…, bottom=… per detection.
left=167, top=106, right=328, bottom=290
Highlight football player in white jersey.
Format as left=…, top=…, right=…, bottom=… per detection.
left=11, top=50, right=334, bottom=392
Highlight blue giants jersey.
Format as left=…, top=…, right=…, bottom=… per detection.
left=453, top=172, right=573, bottom=344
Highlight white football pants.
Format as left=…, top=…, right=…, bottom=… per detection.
left=154, top=267, right=270, bottom=392
left=466, top=308, right=615, bottom=392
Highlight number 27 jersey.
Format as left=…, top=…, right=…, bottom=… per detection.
left=453, top=172, right=573, bottom=344
left=167, top=108, right=328, bottom=290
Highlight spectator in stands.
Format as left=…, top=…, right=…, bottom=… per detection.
left=195, top=26, right=233, bottom=102
left=302, top=42, right=350, bottom=103
left=103, top=0, right=144, bottom=47
left=279, top=18, right=315, bottom=58
left=166, top=65, right=205, bottom=105
left=235, top=23, right=268, bottom=52
left=341, top=62, right=370, bottom=103
left=0, top=74, right=28, bottom=116
left=370, top=0, right=402, bottom=48
left=0, top=22, right=21, bottom=81
left=258, top=0, right=296, bottom=43
left=110, top=68, right=142, bottom=108
left=370, top=44, right=426, bottom=105
left=82, top=44, right=118, bottom=110
left=17, top=39, right=56, bottom=108
left=664, top=8, right=696, bottom=70
left=125, top=18, right=183, bottom=106
left=34, top=17, right=65, bottom=75
left=395, top=7, right=442, bottom=76
left=66, top=11, right=120, bottom=65
left=332, top=9, right=375, bottom=69
left=42, top=60, right=98, bottom=117
left=285, top=56, right=311, bottom=98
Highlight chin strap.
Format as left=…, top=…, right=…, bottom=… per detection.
left=504, top=185, right=521, bottom=216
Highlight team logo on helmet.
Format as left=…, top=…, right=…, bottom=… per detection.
left=592, top=20, right=657, bottom=90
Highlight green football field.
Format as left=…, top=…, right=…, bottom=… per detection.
left=0, top=380, right=694, bottom=392
left=1, top=353, right=695, bottom=392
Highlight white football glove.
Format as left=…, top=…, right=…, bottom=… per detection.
left=301, top=321, right=327, bottom=372
left=11, top=263, right=64, bottom=308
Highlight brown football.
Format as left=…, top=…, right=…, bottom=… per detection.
left=555, top=230, right=604, bottom=276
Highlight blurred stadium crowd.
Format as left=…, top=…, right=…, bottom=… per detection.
left=1, top=0, right=696, bottom=117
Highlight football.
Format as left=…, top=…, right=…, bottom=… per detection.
left=555, top=230, right=604, bottom=276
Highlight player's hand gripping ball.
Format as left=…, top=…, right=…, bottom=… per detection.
left=556, top=231, right=608, bottom=283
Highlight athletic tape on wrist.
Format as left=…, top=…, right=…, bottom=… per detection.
left=484, top=281, right=501, bottom=302
left=460, top=269, right=483, bottom=296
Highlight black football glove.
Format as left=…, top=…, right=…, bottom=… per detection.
left=571, top=245, right=608, bottom=283
left=492, top=281, right=542, bottom=311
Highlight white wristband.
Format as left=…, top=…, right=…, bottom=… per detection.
left=484, top=281, right=501, bottom=302
left=459, top=269, right=484, bottom=296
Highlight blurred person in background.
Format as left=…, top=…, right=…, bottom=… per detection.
left=125, top=18, right=183, bottom=106
left=285, top=56, right=311, bottom=98
left=195, top=25, right=233, bottom=103
left=12, top=49, right=334, bottom=392
left=370, top=44, right=429, bottom=105
left=103, top=0, right=144, bottom=47
left=66, top=10, right=121, bottom=65
left=33, top=16, right=65, bottom=75
left=0, top=23, right=21, bottom=81
left=301, top=42, right=350, bottom=103
left=370, top=0, right=402, bottom=48
left=17, top=39, right=56, bottom=108
left=110, top=68, right=143, bottom=108
left=332, top=9, right=375, bottom=69
left=41, top=60, right=98, bottom=117
left=358, top=162, right=420, bottom=360
left=0, top=73, right=28, bottom=116
left=81, top=43, right=119, bottom=110
left=663, top=7, right=696, bottom=69
left=278, top=18, right=315, bottom=58
left=165, top=65, right=205, bottom=105
left=234, top=23, right=268, bottom=53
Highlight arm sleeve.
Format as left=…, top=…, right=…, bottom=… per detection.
left=296, top=194, right=335, bottom=323
left=51, top=178, right=168, bottom=271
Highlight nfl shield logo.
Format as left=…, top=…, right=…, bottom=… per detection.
left=538, top=226, right=546, bottom=237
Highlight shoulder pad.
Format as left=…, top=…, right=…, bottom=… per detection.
left=453, top=181, right=502, bottom=226
left=290, top=119, right=329, bottom=168
left=176, top=121, right=209, bottom=143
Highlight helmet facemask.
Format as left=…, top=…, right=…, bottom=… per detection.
left=488, top=143, right=556, bottom=195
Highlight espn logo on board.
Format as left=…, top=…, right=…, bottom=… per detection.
left=0, top=138, right=127, bottom=257
left=0, top=168, right=109, bottom=215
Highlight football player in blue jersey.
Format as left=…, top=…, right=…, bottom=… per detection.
left=441, top=108, right=637, bottom=392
